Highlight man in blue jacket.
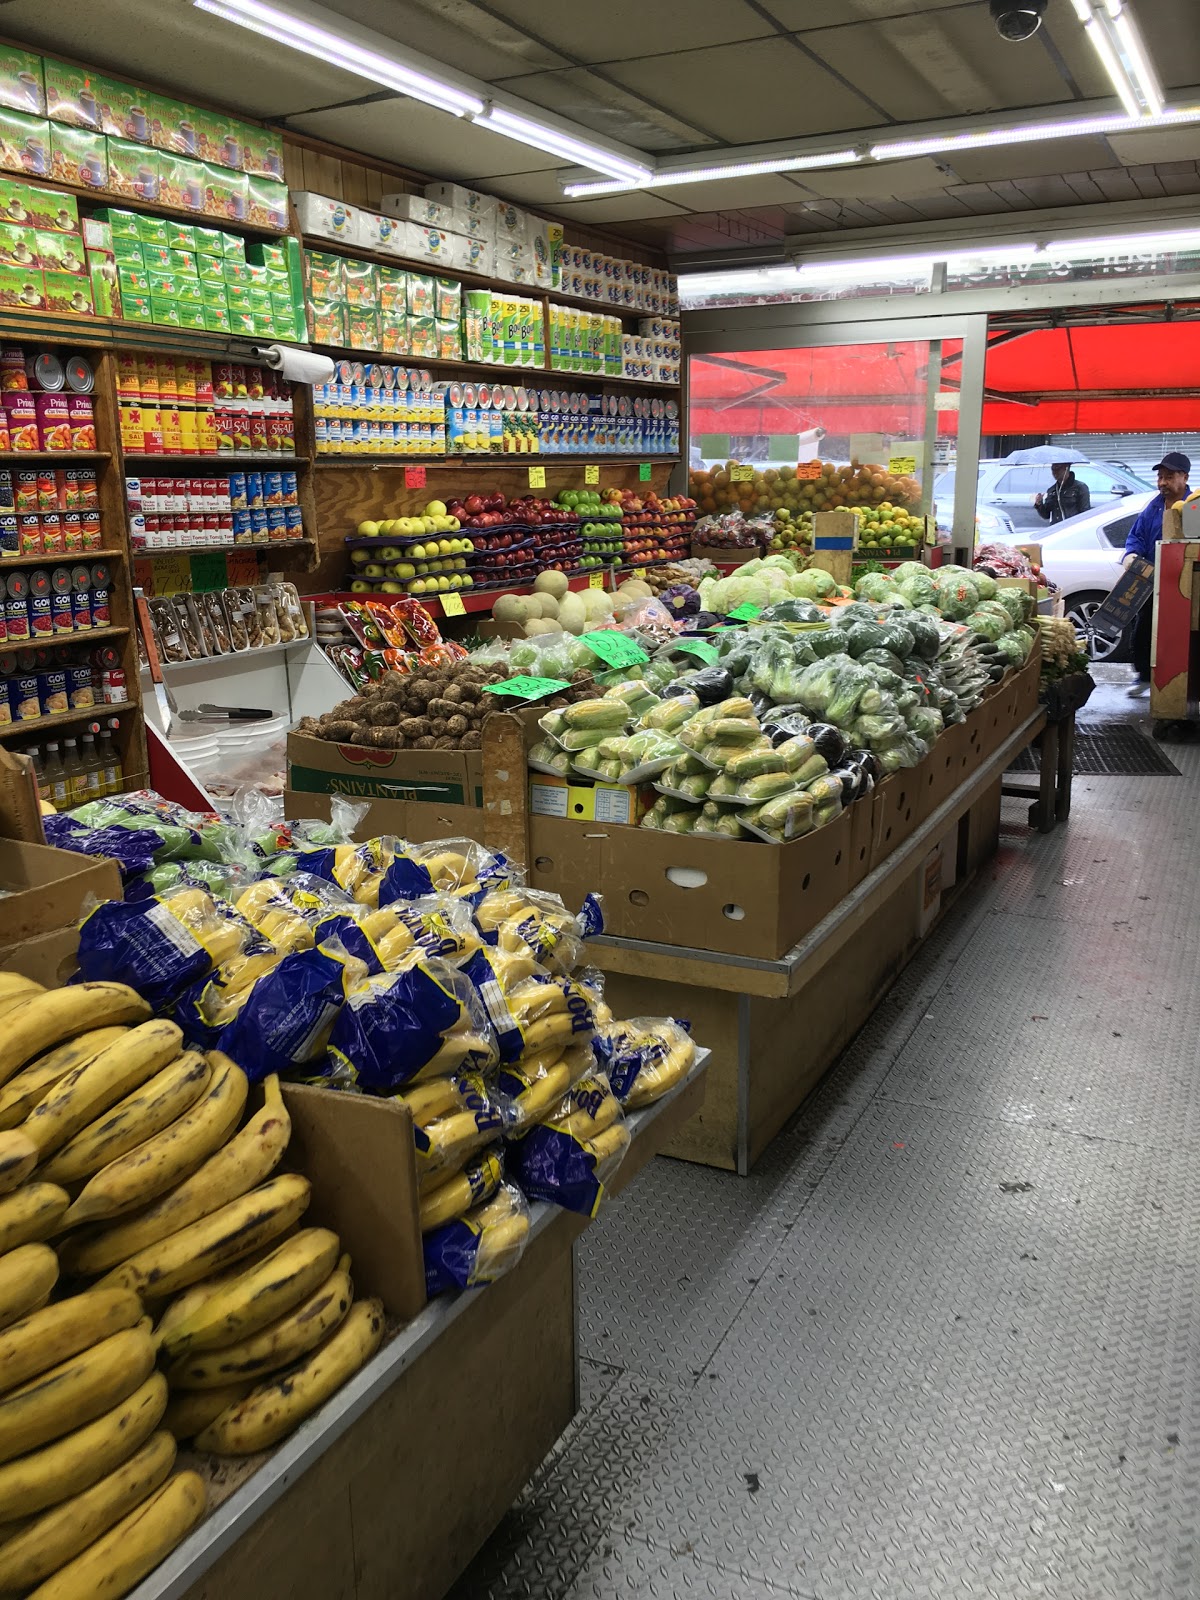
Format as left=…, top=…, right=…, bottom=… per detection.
left=1122, top=451, right=1191, bottom=692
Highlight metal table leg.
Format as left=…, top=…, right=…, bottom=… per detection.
left=1031, top=722, right=1058, bottom=833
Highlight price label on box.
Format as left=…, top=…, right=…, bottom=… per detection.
left=588, top=571, right=607, bottom=590
left=440, top=592, right=466, bottom=616
left=796, top=462, right=822, bottom=480
left=404, top=465, right=427, bottom=489
left=673, top=637, right=719, bottom=664
left=582, top=630, right=649, bottom=669
left=528, top=465, right=546, bottom=489
left=730, top=464, right=754, bottom=482
left=152, top=553, right=192, bottom=595
left=482, top=675, right=570, bottom=701
left=638, top=462, right=652, bottom=481
left=584, top=465, right=600, bottom=485
left=226, top=551, right=260, bottom=588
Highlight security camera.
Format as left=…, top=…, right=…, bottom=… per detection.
left=989, top=0, right=1047, bottom=40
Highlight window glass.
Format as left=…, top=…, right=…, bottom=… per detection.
left=1101, top=513, right=1138, bottom=547
left=1073, top=465, right=1124, bottom=494
left=993, top=467, right=1043, bottom=494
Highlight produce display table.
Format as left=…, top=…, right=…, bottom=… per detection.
left=126, top=1052, right=709, bottom=1600
left=586, top=711, right=1044, bottom=1174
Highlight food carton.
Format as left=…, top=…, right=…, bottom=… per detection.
left=293, top=190, right=358, bottom=244
left=357, top=209, right=406, bottom=255
left=423, top=181, right=496, bottom=219
left=196, top=106, right=242, bottom=169
left=193, top=224, right=224, bottom=256
left=160, top=156, right=207, bottom=213
left=202, top=162, right=249, bottom=223
left=0, top=47, right=45, bottom=118
left=241, top=122, right=285, bottom=181
left=203, top=304, right=230, bottom=333
left=49, top=123, right=106, bottom=188
left=43, top=272, right=92, bottom=316
left=0, top=111, right=50, bottom=179
left=247, top=174, right=288, bottom=231
left=96, top=78, right=153, bottom=144
left=380, top=192, right=452, bottom=229
left=107, top=138, right=162, bottom=202
left=0, top=263, right=42, bottom=310
left=33, top=231, right=85, bottom=274
left=0, top=225, right=34, bottom=269
left=147, top=93, right=189, bottom=154
left=307, top=299, right=347, bottom=345
left=86, top=247, right=120, bottom=318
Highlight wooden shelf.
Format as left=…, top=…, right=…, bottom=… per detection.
left=299, top=234, right=666, bottom=323
left=312, top=455, right=680, bottom=470
left=1, top=700, right=136, bottom=739
left=0, top=549, right=123, bottom=566
left=309, top=340, right=678, bottom=393
left=5, top=626, right=128, bottom=654
left=134, top=540, right=312, bottom=556
left=0, top=451, right=111, bottom=462
left=0, top=307, right=274, bottom=361
left=123, top=454, right=309, bottom=468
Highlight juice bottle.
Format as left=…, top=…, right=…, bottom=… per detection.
left=42, top=742, right=68, bottom=808
left=62, top=737, right=88, bottom=806
left=25, top=745, right=48, bottom=805
left=80, top=732, right=104, bottom=799
left=100, top=721, right=123, bottom=795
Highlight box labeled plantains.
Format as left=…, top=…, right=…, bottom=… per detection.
left=287, top=729, right=484, bottom=808
left=282, top=787, right=481, bottom=844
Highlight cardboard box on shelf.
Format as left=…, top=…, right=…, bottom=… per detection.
left=287, top=731, right=484, bottom=808
left=0, top=836, right=121, bottom=948
left=0, top=110, right=50, bottom=178
left=49, top=123, right=106, bottom=188
left=423, top=181, right=497, bottom=219
left=0, top=926, right=81, bottom=987
left=0, top=262, right=43, bottom=310
left=381, top=191, right=453, bottom=229
left=0, top=46, right=44, bottom=118
left=282, top=788, right=481, bottom=845
left=34, top=229, right=85, bottom=274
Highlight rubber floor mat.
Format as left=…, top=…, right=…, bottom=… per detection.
left=1007, top=720, right=1180, bottom=776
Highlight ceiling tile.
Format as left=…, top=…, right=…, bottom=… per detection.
left=945, top=137, right=1119, bottom=185
left=0, top=0, right=369, bottom=116
left=318, top=0, right=570, bottom=80
left=1136, top=0, right=1200, bottom=91
left=476, top=0, right=772, bottom=63
left=795, top=157, right=953, bottom=200
left=551, top=194, right=692, bottom=225
left=286, top=99, right=562, bottom=180
left=604, top=38, right=882, bottom=142
left=638, top=175, right=812, bottom=212
left=762, top=0, right=970, bottom=27
left=1108, top=128, right=1200, bottom=165
left=486, top=65, right=713, bottom=151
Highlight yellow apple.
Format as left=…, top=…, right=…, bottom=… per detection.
left=410, top=543, right=427, bottom=559
left=363, top=563, right=384, bottom=577
left=380, top=582, right=403, bottom=593
left=411, top=579, right=428, bottom=594
left=425, top=499, right=447, bottom=517
left=453, top=557, right=467, bottom=571
left=449, top=574, right=464, bottom=588
left=356, top=520, right=380, bottom=537
left=460, top=539, right=474, bottom=553
left=396, top=562, right=416, bottom=578
left=437, top=539, right=453, bottom=555
left=445, top=516, right=460, bottom=531
left=462, top=575, right=474, bottom=588
left=422, top=516, right=437, bottom=532
left=436, top=576, right=451, bottom=592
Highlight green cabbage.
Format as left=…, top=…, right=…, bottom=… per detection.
left=934, top=572, right=980, bottom=620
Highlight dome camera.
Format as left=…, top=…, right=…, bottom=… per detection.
left=989, top=0, right=1048, bottom=40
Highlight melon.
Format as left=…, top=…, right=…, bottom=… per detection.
left=522, top=594, right=546, bottom=620
left=534, top=570, right=569, bottom=599
left=580, top=588, right=613, bottom=621
left=492, top=593, right=527, bottom=624
left=558, top=593, right=587, bottom=635
left=525, top=617, right=563, bottom=635
left=536, top=593, right=560, bottom=620
left=617, top=579, right=652, bottom=600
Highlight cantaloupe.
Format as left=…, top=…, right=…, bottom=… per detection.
left=558, top=593, right=587, bottom=635
left=525, top=617, right=563, bottom=635
left=493, top=593, right=527, bottom=624
left=617, top=579, right=652, bottom=600
left=534, top=570, right=569, bottom=599
left=537, top=593, right=559, bottom=620
left=580, top=588, right=613, bottom=621
left=523, top=594, right=546, bottom=620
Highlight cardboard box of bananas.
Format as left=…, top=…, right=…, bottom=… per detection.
left=0, top=969, right=386, bottom=1600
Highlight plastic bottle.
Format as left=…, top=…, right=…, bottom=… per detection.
left=42, top=742, right=68, bottom=809
left=80, top=732, right=104, bottom=800
left=25, top=746, right=48, bottom=805
left=62, top=738, right=88, bottom=807
left=99, top=720, right=123, bottom=796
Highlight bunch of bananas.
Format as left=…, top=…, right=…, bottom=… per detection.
left=593, top=1018, right=697, bottom=1111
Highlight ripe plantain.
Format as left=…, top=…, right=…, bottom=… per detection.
left=41, top=1051, right=210, bottom=1186
left=0, top=985, right=150, bottom=1088
left=0, top=1289, right=142, bottom=1397
left=0, top=1325, right=155, bottom=1464
left=0, top=1028, right=128, bottom=1132
left=22, top=1021, right=183, bottom=1159
left=0, top=1131, right=36, bottom=1195
left=194, top=1298, right=384, bottom=1455
left=163, top=1382, right=253, bottom=1441
left=0, top=1244, right=57, bottom=1333
left=0, top=1183, right=68, bottom=1256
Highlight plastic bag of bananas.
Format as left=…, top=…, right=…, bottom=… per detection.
left=396, top=1073, right=507, bottom=1194
left=378, top=838, right=513, bottom=910
left=473, top=885, right=604, bottom=975
left=423, top=1180, right=531, bottom=1296
left=593, top=1017, right=697, bottom=1110
left=505, top=1071, right=630, bottom=1218
left=76, top=887, right=264, bottom=1012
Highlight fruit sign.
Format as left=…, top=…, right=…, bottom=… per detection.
left=796, top=462, right=822, bottom=480
left=581, top=631, right=648, bottom=669
left=404, top=465, right=426, bottom=488
left=440, top=592, right=466, bottom=616
left=483, top=675, right=571, bottom=700
left=584, top=465, right=600, bottom=485
left=639, top=463, right=652, bottom=481
left=887, top=455, right=916, bottom=476
left=528, top=466, right=547, bottom=489
left=730, top=464, right=754, bottom=481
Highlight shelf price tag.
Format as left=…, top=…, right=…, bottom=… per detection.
left=796, top=461, right=822, bottom=480
left=439, top=591, right=466, bottom=616
left=638, top=462, right=652, bottom=481
left=584, top=465, right=600, bottom=485
left=581, top=630, right=648, bottom=670
left=404, top=465, right=427, bottom=488
left=482, top=675, right=571, bottom=701
left=673, top=637, right=719, bottom=665
left=726, top=603, right=761, bottom=622
left=632, top=566, right=647, bottom=578
left=226, top=551, right=260, bottom=588
left=887, top=455, right=916, bottom=476
left=730, top=464, right=754, bottom=482
left=152, top=553, right=192, bottom=596
left=190, top=551, right=227, bottom=593
left=588, top=571, right=607, bottom=590
left=528, top=465, right=547, bottom=489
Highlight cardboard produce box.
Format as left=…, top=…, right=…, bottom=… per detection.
left=527, top=809, right=853, bottom=961
left=0, top=837, right=121, bottom=948
left=282, top=788, right=482, bottom=845
left=287, top=731, right=483, bottom=808
left=690, top=544, right=762, bottom=567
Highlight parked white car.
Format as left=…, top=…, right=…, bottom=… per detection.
left=1035, top=491, right=1155, bottom=660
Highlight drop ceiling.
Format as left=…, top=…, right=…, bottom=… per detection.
left=2, top=0, right=1197, bottom=262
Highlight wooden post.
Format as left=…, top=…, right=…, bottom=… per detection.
left=811, top=509, right=858, bottom=588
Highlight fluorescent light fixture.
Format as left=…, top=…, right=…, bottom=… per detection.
left=1070, top=1, right=1163, bottom=118
left=1043, top=228, right=1200, bottom=255
left=472, top=105, right=650, bottom=184
left=192, top=0, right=484, bottom=116
left=871, top=103, right=1199, bottom=160
left=680, top=243, right=1042, bottom=299
left=563, top=149, right=859, bottom=199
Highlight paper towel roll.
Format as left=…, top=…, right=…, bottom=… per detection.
left=256, top=344, right=336, bottom=386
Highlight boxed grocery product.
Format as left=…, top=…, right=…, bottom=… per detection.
left=135, top=211, right=169, bottom=246
left=404, top=221, right=465, bottom=267
left=49, top=122, right=106, bottom=187
left=150, top=295, right=181, bottom=326
left=122, top=288, right=153, bottom=321
left=193, top=223, right=224, bottom=256
left=166, top=218, right=195, bottom=251
left=494, top=201, right=528, bottom=247
left=424, top=181, right=496, bottom=218
left=203, top=303, right=230, bottom=332
left=87, top=247, right=120, bottom=317
left=112, top=234, right=144, bottom=267
left=0, top=263, right=42, bottom=309
left=460, top=236, right=494, bottom=277
left=343, top=256, right=377, bottom=308
left=201, top=278, right=228, bottom=307
left=34, top=229, right=85, bottom=273
left=177, top=301, right=207, bottom=330
left=107, top=137, right=161, bottom=201
left=0, top=110, right=50, bottom=177
left=196, top=104, right=242, bottom=168
left=287, top=732, right=484, bottom=808
left=0, top=46, right=45, bottom=117
left=530, top=219, right=563, bottom=290
left=435, top=318, right=461, bottom=359
left=0, top=224, right=34, bottom=268
left=294, top=190, right=358, bottom=244
left=407, top=271, right=434, bottom=317
left=305, top=249, right=345, bottom=300
left=381, top=191, right=453, bottom=228
left=146, top=93, right=187, bottom=152
left=223, top=229, right=245, bottom=260
left=408, top=316, right=436, bottom=358
left=241, top=122, right=285, bottom=180
left=347, top=307, right=381, bottom=349
left=247, top=174, right=289, bottom=230
left=379, top=318, right=408, bottom=355
left=308, top=298, right=347, bottom=344
left=42, top=270, right=91, bottom=315
left=94, top=204, right=138, bottom=238
left=223, top=256, right=249, bottom=284
left=225, top=281, right=253, bottom=314
left=248, top=239, right=287, bottom=273
left=175, top=275, right=204, bottom=304
left=453, top=209, right=495, bottom=243
left=202, top=161, right=249, bottom=222
left=196, top=251, right=225, bottom=283
left=96, top=76, right=152, bottom=143
left=377, top=265, right=407, bottom=314
left=160, top=155, right=208, bottom=213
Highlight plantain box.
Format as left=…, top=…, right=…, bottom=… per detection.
left=0, top=837, right=122, bottom=950
left=286, top=730, right=483, bottom=808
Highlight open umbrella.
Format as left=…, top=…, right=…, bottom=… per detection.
left=1001, top=445, right=1091, bottom=464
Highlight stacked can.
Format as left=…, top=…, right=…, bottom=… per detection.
left=127, top=472, right=302, bottom=548
left=0, top=562, right=109, bottom=647
left=115, top=353, right=297, bottom=458
left=0, top=466, right=102, bottom=556
left=0, top=348, right=97, bottom=453
left=312, top=362, right=446, bottom=457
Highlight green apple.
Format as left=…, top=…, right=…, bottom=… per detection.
left=425, top=499, right=447, bottom=517
left=380, top=582, right=403, bottom=593
left=410, top=543, right=427, bottom=559
left=462, top=575, right=474, bottom=588
left=445, top=517, right=460, bottom=531
left=363, top=563, right=384, bottom=578
left=356, top=520, right=380, bottom=537
left=453, top=557, right=466, bottom=571
left=436, top=575, right=451, bottom=592
left=449, top=574, right=464, bottom=588
left=437, top=539, right=453, bottom=555
left=411, top=578, right=428, bottom=594
left=396, top=562, right=416, bottom=579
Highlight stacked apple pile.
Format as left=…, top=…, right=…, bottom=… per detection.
left=443, top=492, right=582, bottom=591
left=346, top=498, right=477, bottom=597
left=572, top=488, right=697, bottom=571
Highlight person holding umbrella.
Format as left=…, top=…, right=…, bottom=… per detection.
left=1035, top=462, right=1091, bottom=523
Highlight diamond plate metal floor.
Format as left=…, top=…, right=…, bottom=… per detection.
left=451, top=666, right=1200, bottom=1600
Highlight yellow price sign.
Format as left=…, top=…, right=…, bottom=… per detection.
left=152, top=553, right=192, bottom=596
left=440, top=591, right=466, bottom=616
left=584, top=464, right=600, bottom=485
left=588, top=571, right=606, bottom=590
left=888, top=455, right=917, bottom=476
left=730, top=464, right=754, bottom=481
left=632, top=566, right=647, bottom=578
left=528, top=465, right=547, bottom=489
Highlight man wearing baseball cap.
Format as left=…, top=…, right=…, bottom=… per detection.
left=1122, top=451, right=1191, bottom=693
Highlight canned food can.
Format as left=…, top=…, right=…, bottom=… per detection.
left=71, top=589, right=92, bottom=630
left=65, top=663, right=93, bottom=708
left=91, top=587, right=110, bottom=627
left=9, top=674, right=39, bottom=720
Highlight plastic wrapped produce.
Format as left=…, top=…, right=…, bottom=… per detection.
left=506, top=1073, right=630, bottom=1216
left=594, top=1018, right=697, bottom=1109
left=326, top=959, right=498, bottom=1090
left=423, top=1181, right=531, bottom=1295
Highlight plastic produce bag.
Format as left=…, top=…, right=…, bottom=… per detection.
left=44, top=815, right=161, bottom=881
left=423, top=1180, right=531, bottom=1295
left=419, top=1145, right=504, bottom=1235
left=396, top=1072, right=507, bottom=1193
left=738, top=788, right=816, bottom=842
left=594, top=1018, right=696, bottom=1108
left=506, top=1073, right=630, bottom=1216
left=379, top=839, right=511, bottom=909
left=76, top=887, right=259, bottom=1011
left=475, top=887, right=602, bottom=973
left=325, top=957, right=498, bottom=1091
left=215, top=947, right=355, bottom=1082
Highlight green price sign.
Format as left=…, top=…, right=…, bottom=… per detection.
left=673, top=637, right=719, bottom=664
left=727, top=603, right=761, bottom=622
left=189, top=551, right=228, bottom=593
left=482, top=675, right=571, bottom=701
left=638, top=462, right=652, bottom=481
left=580, top=631, right=649, bottom=670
